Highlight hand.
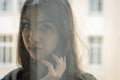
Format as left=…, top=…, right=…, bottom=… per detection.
left=40, top=54, right=66, bottom=80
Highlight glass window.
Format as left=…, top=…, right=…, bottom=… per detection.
left=89, top=0, right=102, bottom=13
left=0, top=35, right=12, bottom=64
left=88, top=36, right=102, bottom=65
left=0, top=0, right=12, bottom=12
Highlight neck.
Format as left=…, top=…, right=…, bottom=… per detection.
left=29, top=59, right=48, bottom=80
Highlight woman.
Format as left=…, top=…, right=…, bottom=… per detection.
left=2, top=0, right=97, bottom=80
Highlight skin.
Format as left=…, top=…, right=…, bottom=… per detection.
left=41, top=54, right=66, bottom=80
left=22, top=6, right=59, bottom=60
left=21, top=6, right=66, bottom=80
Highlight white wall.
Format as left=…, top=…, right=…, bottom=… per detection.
left=103, top=0, right=120, bottom=80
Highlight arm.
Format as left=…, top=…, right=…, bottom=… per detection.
left=1, top=68, right=22, bottom=80
left=78, top=72, right=97, bottom=80
left=83, top=73, right=97, bottom=80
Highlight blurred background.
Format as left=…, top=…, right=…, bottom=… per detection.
left=0, top=0, right=120, bottom=80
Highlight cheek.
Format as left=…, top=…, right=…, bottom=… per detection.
left=22, top=32, right=30, bottom=47
left=45, top=33, right=59, bottom=52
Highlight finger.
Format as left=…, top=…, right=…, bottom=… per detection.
left=55, top=56, right=66, bottom=72
left=42, top=59, right=54, bottom=72
left=62, top=56, right=66, bottom=70
left=52, top=54, right=61, bottom=63
left=60, top=56, right=63, bottom=62
left=63, top=56, right=66, bottom=64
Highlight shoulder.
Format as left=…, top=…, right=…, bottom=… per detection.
left=1, top=67, right=23, bottom=80
left=77, top=72, right=97, bottom=80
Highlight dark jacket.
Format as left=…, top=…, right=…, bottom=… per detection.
left=1, top=68, right=97, bottom=80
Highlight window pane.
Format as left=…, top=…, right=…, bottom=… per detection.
left=89, top=0, right=102, bottom=13
left=0, top=35, right=12, bottom=64
left=0, top=0, right=12, bottom=12
left=88, top=36, right=102, bottom=65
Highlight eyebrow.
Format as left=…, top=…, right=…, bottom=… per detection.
left=22, top=17, right=54, bottom=26
left=39, top=20, right=50, bottom=23
left=38, top=20, right=55, bottom=25
left=22, top=17, right=30, bottom=22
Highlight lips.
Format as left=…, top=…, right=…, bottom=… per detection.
left=28, top=46, right=42, bottom=53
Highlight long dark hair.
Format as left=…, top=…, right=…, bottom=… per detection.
left=17, top=0, right=83, bottom=79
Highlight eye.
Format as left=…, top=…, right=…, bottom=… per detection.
left=23, top=22, right=31, bottom=30
left=41, top=23, right=52, bottom=31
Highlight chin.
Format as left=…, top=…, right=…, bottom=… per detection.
left=32, top=55, right=45, bottom=61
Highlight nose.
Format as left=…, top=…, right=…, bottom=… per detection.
left=29, top=29, right=40, bottom=44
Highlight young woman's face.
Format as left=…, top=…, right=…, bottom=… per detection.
left=22, top=6, right=59, bottom=60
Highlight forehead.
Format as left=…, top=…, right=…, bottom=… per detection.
left=23, top=5, right=48, bottom=22
left=22, top=3, right=66, bottom=29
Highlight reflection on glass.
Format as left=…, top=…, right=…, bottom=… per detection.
left=1, top=0, right=97, bottom=80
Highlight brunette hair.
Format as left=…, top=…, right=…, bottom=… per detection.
left=17, top=0, right=83, bottom=79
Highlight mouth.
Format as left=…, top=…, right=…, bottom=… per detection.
left=28, top=46, right=42, bottom=54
